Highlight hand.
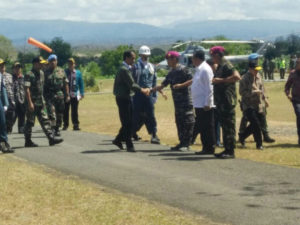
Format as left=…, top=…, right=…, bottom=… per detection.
left=3, top=106, right=7, bottom=112
left=204, top=106, right=211, bottom=111
left=141, top=88, right=150, bottom=96
left=173, top=84, right=182, bottom=89
left=265, top=99, right=269, bottom=108
left=253, top=90, right=262, bottom=95
left=287, top=95, right=292, bottom=102
left=162, top=93, right=168, bottom=100
left=212, top=78, right=223, bottom=84
left=28, top=102, right=34, bottom=112
left=66, top=96, right=71, bottom=103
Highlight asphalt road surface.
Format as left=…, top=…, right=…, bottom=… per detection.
left=9, top=128, right=300, bottom=225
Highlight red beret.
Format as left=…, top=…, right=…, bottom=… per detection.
left=166, top=51, right=180, bottom=59
left=210, top=46, right=225, bottom=55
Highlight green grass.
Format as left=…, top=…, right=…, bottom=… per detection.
left=80, top=79, right=300, bottom=168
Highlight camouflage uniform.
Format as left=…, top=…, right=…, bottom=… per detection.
left=24, top=69, right=53, bottom=141
left=161, top=65, right=195, bottom=146
left=44, top=67, right=68, bottom=130
left=214, top=58, right=236, bottom=152
left=3, top=72, right=15, bottom=132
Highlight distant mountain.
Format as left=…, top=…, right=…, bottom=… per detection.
left=1, top=19, right=300, bottom=47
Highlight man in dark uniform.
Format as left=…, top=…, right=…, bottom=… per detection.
left=24, top=56, right=63, bottom=147
left=10, top=62, right=26, bottom=134
left=211, top=46, right=241, bottom=159
left=132, top=45, right=160, bottom=144
left=44, top=54, right=70, bottom=136
left=113, top=50, right=150, bottom=152
left=0, top=59, right=13, bottom=153
left=153, top=51, right=195, bottom=151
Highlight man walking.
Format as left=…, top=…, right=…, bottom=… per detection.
left=113, top=50, right=150, bottom=152
left=239, top=54, right=265, bottom=150
left=63, top=58, right=84, bottom=131
left=210, top=46, right=241, bottom=159
left=24, top=56, right=63, bottom=147
left=44, top=54, right=70, bottom=136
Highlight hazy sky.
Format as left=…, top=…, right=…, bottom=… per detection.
left=0, top=0, right=299, bottom=26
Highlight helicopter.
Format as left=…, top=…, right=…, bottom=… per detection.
left=156, top=40, right=271, bottom=69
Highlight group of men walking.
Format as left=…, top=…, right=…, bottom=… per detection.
left=113, top=45, right=279, bottom=159
left=0, top=55, right=84, bottom=153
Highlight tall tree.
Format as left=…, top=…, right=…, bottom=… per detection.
left=40, top=37, right=72, bottom=66
left=0, top=35, right=17, bottom=61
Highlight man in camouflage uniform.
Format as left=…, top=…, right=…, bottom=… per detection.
left=44, top=54, right=70, bottom=136
left=24, top=56, right=63, bottom=147
left=210, top=46, right=241, bottom=159
left=153, top=51, right=195, bottom=151
left=0, top=59, right=13, bottom=153
left=0, top=60, right=14, bottom=134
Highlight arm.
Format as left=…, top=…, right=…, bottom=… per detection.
left=1, top=84, right=9, bottom=108
left=285, top=73, right=293, bottom=101
left=25, top=87, right=34, bottom=112
left=173, top=79, right=192, bottom=89
left=213, top=70, right=241, bottom=84
left=203, top=70, right=214, bottom=110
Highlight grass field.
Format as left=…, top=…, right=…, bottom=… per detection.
left=79, top=79, right=300, bottom=168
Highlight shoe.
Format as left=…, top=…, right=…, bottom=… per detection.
left=170, top=144, right=190, bottom=151
left=1, top=142, right=14, bottom=153
left=73, top=126, right=81, bottom=131
left=256, top=145, right=264, bottom=150
left=62, top=126, right=68, bottom=131
left=195, top=149, right=215, bottom=155
left=263, top=136, right=275, bottom=143
left=239, top=136, right=246, bottom=148
left=216, top=143, right=223, bottom=148
left=112, top=140, right=123, bottom=150
left=151, top=135, right=160, bottom=144
left=214, top=150, right=235, bottom=159
left=25, top=140, right=39, bottom=147
left=49, top=136, right=63, bottom=146
left=132, top=133, right=141, bottom=141
left=127, top=147, right=136, bottom=152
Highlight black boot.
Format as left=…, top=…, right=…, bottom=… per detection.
left=25, top=139, right=39, bottom=147
left=263, top=135, right=275, bottom=143
left=48, top=134, right=63, bottom=146
left=1, top=141, right=14, bottom=153
left=54, top=127, right=61, bottom=137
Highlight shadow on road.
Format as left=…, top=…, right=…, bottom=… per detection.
left=265, top=143, right=299, bottom=148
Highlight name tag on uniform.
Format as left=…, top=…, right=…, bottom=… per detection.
left=25, top=81, right=31, bottom=87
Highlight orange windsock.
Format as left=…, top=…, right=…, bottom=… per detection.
left=27, top=37, right=52, bottom=53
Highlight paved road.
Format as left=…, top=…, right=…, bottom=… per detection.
left=9, top=129, right=300, bottom=225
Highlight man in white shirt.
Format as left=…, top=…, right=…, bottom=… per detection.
left=191, top=50, right=216, bottom=154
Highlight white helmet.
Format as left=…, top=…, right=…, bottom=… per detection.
left=139, top=45, right=151, bottom=56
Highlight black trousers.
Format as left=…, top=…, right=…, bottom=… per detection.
left=115, top=97, right=133, bottom=148
left=240, top=108, right=263, bottom=146
left=193, top=108, right=215, bottom=150
left=64, top=97, right=79, bottom=128
left=6, top=102, right=26, bottom=133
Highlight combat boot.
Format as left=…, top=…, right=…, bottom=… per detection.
left=1, top=141, right=14, bottom=153
left=263, top=136, right=275, bottom=143
left=48, top=134, right=63, bottom=146
left=54, top=127, right=61, bottom=137
left=25, top=139, right=39, bottom=147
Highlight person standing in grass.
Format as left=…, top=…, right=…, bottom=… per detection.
left=285, top=58, right=300, bottom=145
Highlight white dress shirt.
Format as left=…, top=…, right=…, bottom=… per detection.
left=191, top=61, right=215, bottom=108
